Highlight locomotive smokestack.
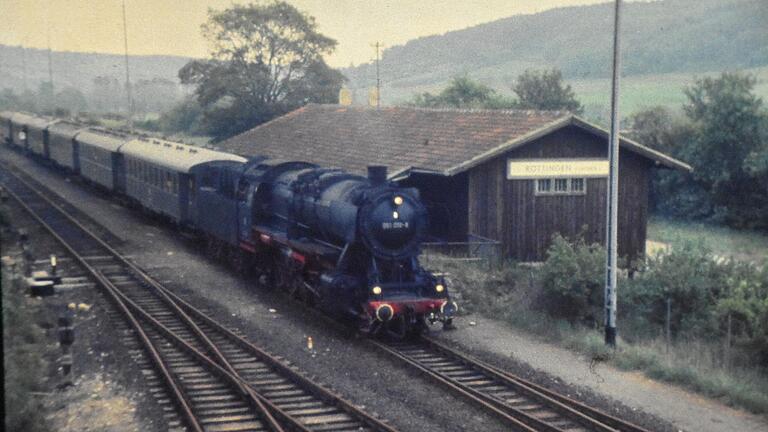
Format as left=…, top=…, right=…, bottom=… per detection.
left=367, top=166, right=387, bottom=186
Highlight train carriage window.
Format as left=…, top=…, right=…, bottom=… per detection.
left=554, top=178, right=569, bottom=192
left=165, top=171, right=173, bottom=193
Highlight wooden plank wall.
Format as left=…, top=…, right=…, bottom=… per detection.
left=468, top=126, right=651, bottom=262
left=399, top=172, right=469, bottom=241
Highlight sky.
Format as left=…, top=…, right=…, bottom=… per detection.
left=1, top=0, right=611, bottom=67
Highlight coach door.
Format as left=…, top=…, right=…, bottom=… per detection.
left=179, top=173, right=194, bottom=224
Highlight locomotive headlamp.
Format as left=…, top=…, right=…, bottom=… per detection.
left=372, top=286, right=382, bottom=295
left=393, top=196, right=403, bottom=205
left=435, top=283, right=445, bottom=293
left=392, top=211, right=399, bottom=219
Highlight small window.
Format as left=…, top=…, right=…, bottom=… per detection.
left=571, top=178, right=585, bottom=193
left=535, top=177, right=587, bottom=196
left=536, top=179, right=551, bottom=193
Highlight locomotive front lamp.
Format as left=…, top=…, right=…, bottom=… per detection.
left=435, top=283, right=445, bottom=293
left=393, top=196, right=403, bottom=206
left=372, top=286, right=382, bottom=295
left=392, top=211, right=399, bottom=219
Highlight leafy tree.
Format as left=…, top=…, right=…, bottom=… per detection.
left=157, top=97, right=206, bottom=135
left=512, top=69, right=583, bottom=114
left=55, top=86, right=88, bottom=114
left=180, top=1, right=345, bottom=140
left=683, top=72, right=768, bottom=229
left=408, top=76, right=515, bottom=109
left=627, top=107, right=713, bottom=218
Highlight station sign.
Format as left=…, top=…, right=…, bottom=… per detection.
left=507, top=159, right=610, bottom=179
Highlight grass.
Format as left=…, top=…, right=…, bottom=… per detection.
left=384, top=65, right=768, bottom=123
left=647, top=216, right=768, bottom=263
left=421, top=253, right=768, bottom=415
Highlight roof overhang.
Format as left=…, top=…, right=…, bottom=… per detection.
left=439, top=115, right=691, bottom=177
left=388, top=166, right=443, bottom=181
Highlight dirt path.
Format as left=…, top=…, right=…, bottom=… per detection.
left=435, top=315, right=768, bottom=432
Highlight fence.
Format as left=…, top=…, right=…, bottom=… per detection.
left=420, top=234, right=503, bottom=269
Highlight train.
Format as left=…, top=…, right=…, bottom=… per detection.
left=0, top=111, right=458, bottom=338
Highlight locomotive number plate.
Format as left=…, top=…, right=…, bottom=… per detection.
left=382, top=221, right=409, bottom=230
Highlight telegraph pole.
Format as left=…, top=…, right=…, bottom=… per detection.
left=373, top=41, right=381, bottom=109
left=21, top=45, right=28, bottom=92
left=46, top=28, right=54, bottom=97
left=604, top=0, right=623, bottom=347
left=122, top=0, right=135, bottom=130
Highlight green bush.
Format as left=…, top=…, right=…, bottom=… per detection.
left=624, top=242, right=768, bottom=365
left=539, top=234, right=605, bottom=325
left=3, top=269, right=49, bottom=432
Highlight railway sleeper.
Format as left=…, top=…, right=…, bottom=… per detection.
left=298, top=413, right=356, bottom=425
left=204, top=420, right=266, bottom=432
left=285, top=406, right=338, bottom=416
left=190, top=393, right=241, bottom=403
left=310, top=421, right=369, bottom=431
left=188, top=388, right=236, bottom=397
left=198, top=414, right=260, bottom=425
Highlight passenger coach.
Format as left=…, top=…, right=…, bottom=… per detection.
left=9, top=112, right=49, bottom=152
left=76, top=128, right=133, bottom=191
left=0, top=111, right=13, bottom=146
left=120, top=137, right=246, bottom=224
left=47, top=120, right=86, bottom=172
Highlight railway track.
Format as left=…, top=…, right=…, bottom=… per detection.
left=369, top=336, right=650, bottom=432
left=2, top=157, right=655, bottom=432
left=0, top=161, right=396, bottom=432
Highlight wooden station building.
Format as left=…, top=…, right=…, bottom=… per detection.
left=220, top=104, right=690, bottom=262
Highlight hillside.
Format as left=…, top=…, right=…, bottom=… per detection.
left=343, top=0, right=768, bottom=107
left=0, top=45, right=189, bottom=95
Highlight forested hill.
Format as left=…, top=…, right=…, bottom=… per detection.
left=343, top=0, right=768, bottom=104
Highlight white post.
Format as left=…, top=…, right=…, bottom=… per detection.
left=605, top=0, right=623, bottom=347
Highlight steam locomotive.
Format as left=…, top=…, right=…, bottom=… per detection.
left=0, top=111, right=458, bottom=337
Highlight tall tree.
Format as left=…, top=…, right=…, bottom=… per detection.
left=180, top=1, right=345, bottom=140
left=512, top=69, right=583, bottom=114
left=408, top=76, right=514, bottom=109
left=683, top=72, right=768, bottom=229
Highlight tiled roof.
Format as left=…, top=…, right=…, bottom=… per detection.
left=220, top=104, right=690, bottom=177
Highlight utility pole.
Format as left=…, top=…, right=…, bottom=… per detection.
left=604, top=0, right=623, bottom=347
left=122, top=0, right=135, bottom=130
left=21, top=45, right=28, bottom=92
left=46, top=27, right=54, bottom=97
left=373, top=41, right=381, bottom=109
